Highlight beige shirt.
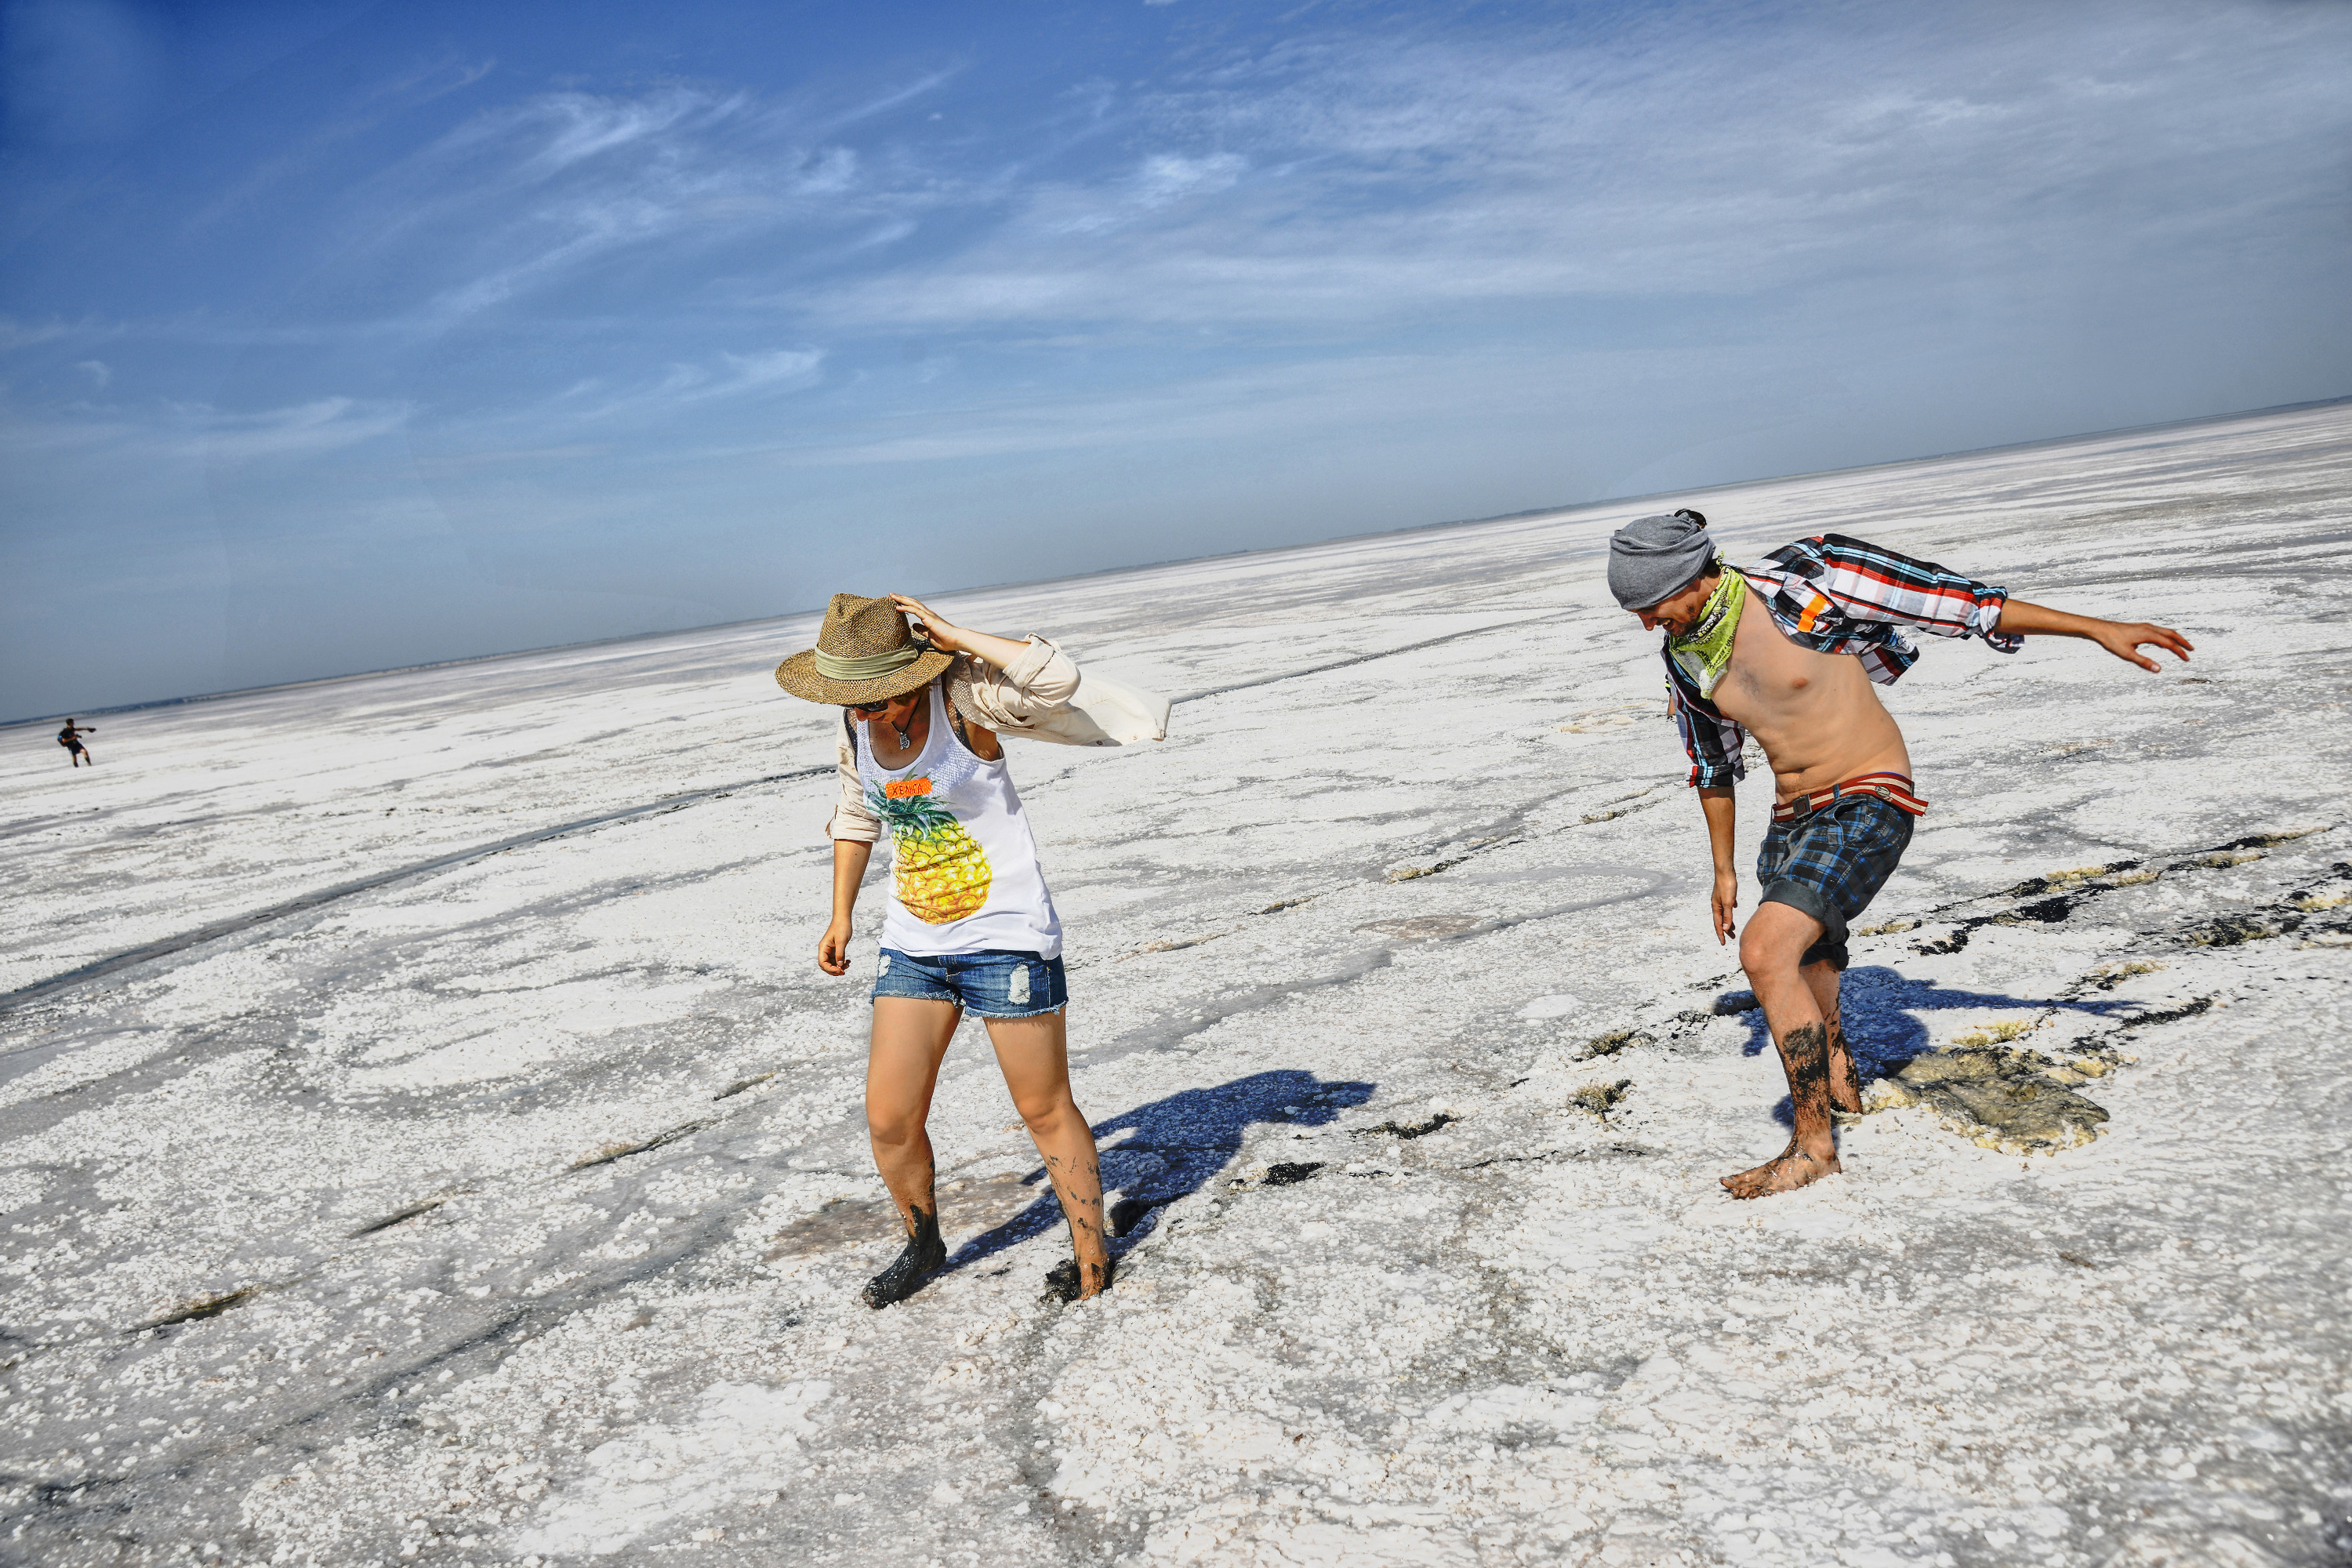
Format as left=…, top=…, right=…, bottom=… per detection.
left=825, top=635, right=1165, bottom=843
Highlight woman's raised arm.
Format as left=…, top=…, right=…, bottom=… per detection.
left=888, top=594, right=1034, bottom=670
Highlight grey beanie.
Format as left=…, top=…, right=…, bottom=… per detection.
left=1607, top=509, right=1716, bottom=609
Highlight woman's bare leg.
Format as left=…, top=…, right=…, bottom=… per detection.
left=862, top=997, right=960, bottom=1307
left=867, top=997, right=960, bottom=1226
left=984, top=1009, right=1109, bottom=1298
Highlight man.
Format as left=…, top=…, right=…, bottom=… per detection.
left=1608, top=510, right=2191, bottom=1198
left=56, top=719, right=96, bottom=767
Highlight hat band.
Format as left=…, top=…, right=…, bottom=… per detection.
left=813, top=643, right=924, bottom=682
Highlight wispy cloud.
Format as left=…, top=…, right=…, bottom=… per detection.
left=2, top=394, right=410, bottom=463
left=545, top=347, right=826, bottom=423
left=0, top=314, right=114, bottom=351
left=802, top=4, right=2352, bottom=330
left=346, top=86, right=903, bottom=336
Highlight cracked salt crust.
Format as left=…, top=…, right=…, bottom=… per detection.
left=2, top=403, right=2350, bottom=1566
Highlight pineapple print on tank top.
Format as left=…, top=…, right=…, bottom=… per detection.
left=855, top=681, right=1064, bottom=960
left=869, top=775, right=989, bottom=923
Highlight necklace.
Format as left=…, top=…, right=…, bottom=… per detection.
left=890, top=718, right=913, bottom=750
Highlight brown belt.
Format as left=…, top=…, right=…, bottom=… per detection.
left=1771, top=771, right=1928, bottom=823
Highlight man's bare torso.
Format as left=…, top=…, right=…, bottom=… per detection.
left=1711, top=583, right=1911, bottom=800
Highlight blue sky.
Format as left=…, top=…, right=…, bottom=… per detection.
left=4, top=0, right=2348, bottom=719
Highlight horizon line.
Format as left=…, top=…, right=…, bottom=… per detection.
left=8, top=390, right=2343, bottom=731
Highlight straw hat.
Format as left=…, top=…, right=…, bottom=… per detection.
left=774, top=593, right=954, bottom=705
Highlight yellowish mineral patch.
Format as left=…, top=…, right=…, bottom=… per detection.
left=1951, top=1018, right=2037, bottom=1047
left=1861, top=1045, right=2115, bottom=1154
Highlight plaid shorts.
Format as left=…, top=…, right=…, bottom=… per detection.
left=1755, top=791, right=1914, bottom=971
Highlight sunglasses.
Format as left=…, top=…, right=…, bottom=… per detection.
left=848, top=696, right=908, bottom=713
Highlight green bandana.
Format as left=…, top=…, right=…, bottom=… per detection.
left=1667, top=560, right=1745, bottom=699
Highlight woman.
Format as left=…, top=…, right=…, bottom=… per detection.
left=775, top=592, right=1160, bottom=1308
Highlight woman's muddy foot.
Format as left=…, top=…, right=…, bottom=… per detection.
left=1044, top=1256, right=1115, bottom=1304
left=1720, top=1146, right=1841, bottom=1200
left=862, top=1209, right=946, bottom=1309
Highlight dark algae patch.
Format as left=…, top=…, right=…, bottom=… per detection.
left=1570, top=1080, right=1634, bottom=1118
left=1581, top=1029, right=1653, bottom=1060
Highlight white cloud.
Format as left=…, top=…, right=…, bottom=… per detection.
left=795, top=3, right=2352, bottom=332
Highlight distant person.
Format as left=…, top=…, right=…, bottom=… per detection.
left=1608, top=510, right=2190, bottom=1199
left=775, top=592, right=1167, bottom=1308
left=56, top=719, right=96, bottom=767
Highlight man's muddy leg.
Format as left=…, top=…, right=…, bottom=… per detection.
left=1801, top=959, right=1860, bottom=1112
left=1727, top=901, right=1843, bottom=1199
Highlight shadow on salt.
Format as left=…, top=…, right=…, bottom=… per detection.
left=949, top=1068, right=1374, bottom=1274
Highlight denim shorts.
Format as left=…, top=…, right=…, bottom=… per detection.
left=1755, top=792, right=1914, bottom=971
left=872, top=948, right=1069, bottom=1018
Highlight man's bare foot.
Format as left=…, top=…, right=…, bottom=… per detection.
left=1720, top=1143, right=1842, bottom=1199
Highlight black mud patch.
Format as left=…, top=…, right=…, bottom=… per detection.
left=2121, top=996, right=2216, bottom=1029
left=1999, top=861, right=2145, bottom=898
left=568, top=1118, right=715, bottom=1171
left=1907, top=826, right=2343, bottom=956
left=2003, top=895, right=2083, bottom=925
left=2180, top=914, right=2302, bottom=948
left=1109, top=1197, right=1163, bottom=1236
left=135, top=1287, right=260, bottom=1333
left=1916, top=894, right=2088, bottom=954
left=2217, top=827, right=2331, bottom=851
left=1354, top=1113, right=1457, bottom=1140
left=1043, top=1256, right=1116, bottom=1304
left=1261, top=1162, right=1326, bottom=1185
left=347, top=1198, right=452, bottom=1238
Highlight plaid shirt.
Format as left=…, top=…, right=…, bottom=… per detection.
left=1667, top=533, right=2019, bottom=787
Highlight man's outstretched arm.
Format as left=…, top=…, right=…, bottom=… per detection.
left=1700, top=786, right=1739, bottom=945
left=1993, top=599, right=2193, bottom=673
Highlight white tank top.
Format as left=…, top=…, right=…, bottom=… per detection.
left=855, top=681, right=1064, bottom=959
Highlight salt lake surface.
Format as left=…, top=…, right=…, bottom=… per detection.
left=3, top=402, right=2349, bottom=1568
